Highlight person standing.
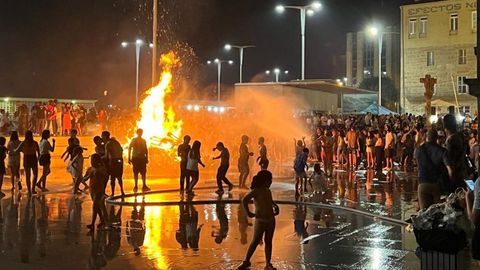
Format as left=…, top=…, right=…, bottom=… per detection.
left=63, top=106, right=72, bottom=136
left=82, top=154, right=109, bottom=231
left=14, top=130, right=40, bottom=196
left=374, top=131, right=384, bottom=171
left=213, top=142, right=234, bottom=195
left=177, top=135, right=191, bottom=193
left=320, top=129, right=334, bottom=177
left=37, top=130, right=55, bottom=192
left=186, top=140, right=205, bottom=195
left=444, top=114, right=469, bottom=190
left=346, top=126, right=359, bottom=170
left=128, top=129, right=150, bottom=193
left=7, top=131, right=22, bottom=190
left=415, top=129, right=448, bottom=210
left=102, top=131, right=125, bottom=196
left=256, top=137, right=268, bottom=169
left=237, top=173, right=279, bottom=270
left=238, top=135, right=254, bottom=189
left=384, top=125, right=395, bottom=171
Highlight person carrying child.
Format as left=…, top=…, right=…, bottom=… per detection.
left=82, top=153, right=109, bottom=231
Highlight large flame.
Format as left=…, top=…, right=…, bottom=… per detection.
left=133, top=51, right=182, bottom=153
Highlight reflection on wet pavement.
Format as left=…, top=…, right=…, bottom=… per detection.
left=0, top=190, right=425, bottom=270
left=0, top=165, right=478, bottom=269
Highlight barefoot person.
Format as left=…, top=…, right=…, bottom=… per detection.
left=186, top=140, right=205, bottom=195
left=83, top=153, right=109, bottom=231
left=177, top=135, right=191, bottom=194
left=238, top=172, right=279, bottom=270
left=37, top=130, right=55, bottom=192
left=128, top=129, right=150, bottom=192
left=14, top=130, right=40, bottom=196
left=238, top=135, right=253, bottom=189
left=7, top=131, right=22, bottom=190
left=102, top=131, right=125, bottom=197
left=213, top=142, right=234, bottom=195
left=256, top=137, right=268, bottom=169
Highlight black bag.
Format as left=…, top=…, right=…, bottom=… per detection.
left=414, top=228, right=467, bottom=254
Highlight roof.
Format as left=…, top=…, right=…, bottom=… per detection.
left=235, top=80, right=376, bottom=95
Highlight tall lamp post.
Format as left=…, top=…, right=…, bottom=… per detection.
left=207, top=59, right=233, bottom=102
left=266, top=68, right=289, bottom=82
left=276, top=1, right=322, bottom=80
left=121, top=39, right=153, bottom=108
left=224, top=44, right=255, bottom=83
left=367, top=25, right=400, bottom=114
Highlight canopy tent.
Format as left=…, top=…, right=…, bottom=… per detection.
left=361, top=103, right=398, bottom=115
left=431, top=99, right=456, bottom=108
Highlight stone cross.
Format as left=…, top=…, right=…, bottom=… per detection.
left=420, top=74, right=437, bottom=126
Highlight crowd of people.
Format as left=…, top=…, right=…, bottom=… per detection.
left=1, top=109, right=480, bottom=268
left=0, top=101, right=109, bottom=137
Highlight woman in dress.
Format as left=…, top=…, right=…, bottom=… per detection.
left=63, top=106, right=72, bottom=136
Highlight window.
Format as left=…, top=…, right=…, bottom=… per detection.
left=433, top=84, right=438, bottom=95
left=420, top=17, right=428, bottom=37
left=450, top=14, right=459, bottom=33
left=427, top=51, right=435, bottom=66
left=473, top=11, right=477, bottom=32
left=458, top=49, right=467, bottom=65
left=460, top=106, right=471, bottom=114
left=457, top=76, right=469, bottom=93
left=409, top=18, right=417, bottom=37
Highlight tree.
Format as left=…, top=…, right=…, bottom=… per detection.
left=359, top=77, right=398, bottom=111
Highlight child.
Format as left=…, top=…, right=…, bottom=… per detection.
left=238, top=172, right=279, bottom=270
left=7, top=131, right=22, bottom=190
left=61, top=137, right=77, bottom=162
left=82, top=154, right=109, bottom=231
left=294, top=148, right=309, bottom=193
left=0, top=137, right=7, bottom=197
left=70, top=146, right=87, bottom=193
left=310, top=163, right=326, bottom=194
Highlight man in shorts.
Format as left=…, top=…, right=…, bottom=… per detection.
left=346, top=126, right=359, bottom=170
left=102, top=131, right=125, bottom=197
left=128, top=129, right=150, bottom=193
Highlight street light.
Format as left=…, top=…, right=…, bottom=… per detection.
left=276, top=1, right=322, bottom=80
left=265, top=68, right=289, bottom=82
left=224, top=43, right=255, bottom=83
left=207, top=58, right=234, bottom=102
left=366, top=25, right=400, bottom=114
left=121, top=38, right=149, bottom=108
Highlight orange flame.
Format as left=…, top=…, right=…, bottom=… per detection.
left=132, top=51, right=182, bottom=153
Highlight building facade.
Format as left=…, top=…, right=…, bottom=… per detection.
left=346, top=26, right=401, bottom=94
left=401, top=0, right=477, bottom=115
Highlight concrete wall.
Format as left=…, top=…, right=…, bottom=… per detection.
left=234, top=84, right=340, bottom=113
left=401, top=0, right=478, bottom=114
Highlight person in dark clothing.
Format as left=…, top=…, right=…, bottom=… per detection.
left=213, top=142, right=234, bottom=195
left=415, top=129, right=448, bottom=209
left=177, top=135, right=191, bottom=194
left=444, top=114, right=468, bottom=190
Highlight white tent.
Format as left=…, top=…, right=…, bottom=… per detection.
left=361, top=103, right=398, bottom=115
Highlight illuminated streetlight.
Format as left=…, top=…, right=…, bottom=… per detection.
left=224, top=43, right=255, bottom=83
left=266, top=68, right=289, bottom=82
left=121, top=38, right=152, bottom=108
left=207, top=58, right=234, bottom=102
left=276, top=2, right=322, bottom=80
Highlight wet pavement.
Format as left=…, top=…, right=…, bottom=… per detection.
left=0, top=136, right=478, bottom=269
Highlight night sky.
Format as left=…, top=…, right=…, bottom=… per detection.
left=0, top=0, right=412, bottom=105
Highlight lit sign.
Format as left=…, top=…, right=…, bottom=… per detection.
left=407, top=2, right=476, bottom=16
